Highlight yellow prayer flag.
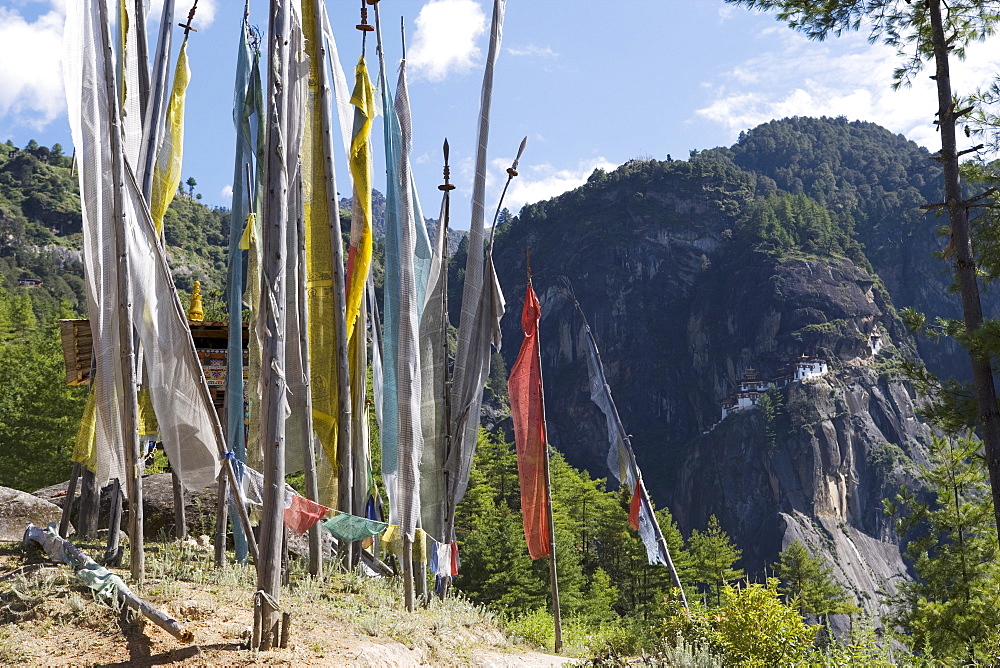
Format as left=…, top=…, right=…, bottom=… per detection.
left=150, top=40, right=191, bottom=235
left=345, top=56, right=375, bottom=341
left=72, top=384, right=98, bottom=472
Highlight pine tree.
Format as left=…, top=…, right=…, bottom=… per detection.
left=688, top=515, right=744, bottom=607
left=890, top=435, right=1000, bottom=663
left=773, top=540, right=857, bottom=619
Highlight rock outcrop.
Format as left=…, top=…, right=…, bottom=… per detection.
left=489, top=123, right=946, bottom=615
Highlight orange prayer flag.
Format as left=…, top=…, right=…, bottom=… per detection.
left=508, top=282, right=551, bottom=559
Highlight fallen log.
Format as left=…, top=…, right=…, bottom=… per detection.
left=22, top=523, right=193, bottom=642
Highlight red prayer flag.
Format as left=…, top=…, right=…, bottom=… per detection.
left=628, top=483, right=642, bottom=531
left=283, top=494, right=331, bottom=535
left=508, top=282, right=551, bottom=559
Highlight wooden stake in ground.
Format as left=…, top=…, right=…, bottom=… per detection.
left=59, top=463, right=82, bottom=539
left=254, top=0, right=291, bottom=650
left=103, top=478, right=123, bottom=565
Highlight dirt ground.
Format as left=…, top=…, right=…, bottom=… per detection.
left=0, top=537, right=575, bottom=667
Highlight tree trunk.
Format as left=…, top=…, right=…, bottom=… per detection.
left=928, top=0, right=1000, bottom=537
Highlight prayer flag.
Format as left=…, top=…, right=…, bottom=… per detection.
left=444, top=0, right=507, bottom=536
left=149, top=40, right=190, bottom=235
left=284, top=494, right=330, bottom=535
left=629, top=484, right=642, bottom=531
left=508, top=282, right=551, bottom=560
left=345, top=57, right=375, bottom=341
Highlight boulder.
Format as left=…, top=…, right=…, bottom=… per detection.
left=0, top=486, right=64, bottom=541
left=33, top=473, right=217, bottom=539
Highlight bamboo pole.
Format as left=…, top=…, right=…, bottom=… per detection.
left=532, top=278, right=563, bottom=653
left=255, top=0, right=291, bottom=649
left=99, top=0, right=144, bottom=584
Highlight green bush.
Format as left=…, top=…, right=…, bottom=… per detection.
left=504, top=607, right=555, bottom=649
left=715, top=579, right=817, bottom=666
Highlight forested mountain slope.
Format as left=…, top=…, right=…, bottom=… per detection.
left=489, top=118, right=956, bottom=624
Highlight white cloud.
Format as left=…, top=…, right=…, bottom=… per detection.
left=147, top=0, right=217, bottom=30
left=0, top=4, right=66, bottom=132
left=507, top=44, right=558, bottom=58
left=697, top=28, right=1000, bottom=152
left=220, top=184, right=233, bottom=200
left=408, top=0, right=486, bottom=82
left=497, top=157, right=618, bottom=213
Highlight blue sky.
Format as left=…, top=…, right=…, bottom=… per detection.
left=3, top=0, right=1000, bottom=229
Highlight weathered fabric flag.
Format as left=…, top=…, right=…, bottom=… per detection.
left=300, top=0, right=342, bottom=493
left=123, top=165, right=223, bottom=491
left=281, top=5, right=311, bottom=478
left=628, top=484, right=641, bottom=531
left=582, top=324, right=666, bottom=566
left=65, top=0, right=129, bottom=487
left=419, top=193, right=449, bottom=543
left=283, top=494, right=330, bottom=535
left=393, top=60, right=425, bottom=541
left=508, top=282, right=551, bottom=560
left=445, top=0, right=507, bottom=535
left=225, top=8, right=262, bottom=562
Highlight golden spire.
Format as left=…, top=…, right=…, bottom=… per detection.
left=188, top=280, right=204, bottom=321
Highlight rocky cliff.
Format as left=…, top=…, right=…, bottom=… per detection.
left=490, top=121, right=945, bottom=618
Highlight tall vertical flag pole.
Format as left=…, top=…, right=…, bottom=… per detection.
left=97, top=0, right=145, bottom=584
left=509, top=262, right=562, bottom=652
left=254, top=0, right=291, bottom=650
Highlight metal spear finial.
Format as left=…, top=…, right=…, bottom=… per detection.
left=439, top=139, right=456, bottom=192
left=179, top=0, right=199, bottom=38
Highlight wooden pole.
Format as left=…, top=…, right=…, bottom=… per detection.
left=172, top=470, right=187, bottom=540
left=78, top=466, right=100, bottom=541
left=348, top=293, right=370, bottom=570
left=255, top=0, right=291, bottom=649
left=403, top=534, right=415, bottom=612
left=437, top=141, right=454, bottom=600
left=103, top=478, right=123, bottom=565
left=292, top=173, right=323, bottom=577
left=532, top=278, right=562, bottom=652
left=24, top=525, right=193, bottom=642
left=214, top=471, right=229, bottom=567
left=98, top=0, right=144, bottom=584
left=59, top=462, right=82, bottom=539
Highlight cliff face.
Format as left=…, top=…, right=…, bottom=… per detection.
left=492, top=124, right=942, bottom=615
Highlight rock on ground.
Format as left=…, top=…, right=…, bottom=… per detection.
left=0, top=486, right=63, bottom=541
